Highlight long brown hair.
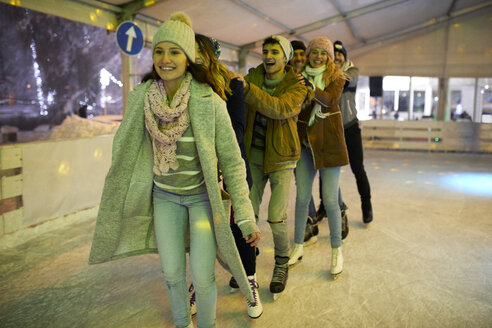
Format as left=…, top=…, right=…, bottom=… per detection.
left=323, top=56, right=347, bottom=86
left=195, top=34, right=231, bottom=100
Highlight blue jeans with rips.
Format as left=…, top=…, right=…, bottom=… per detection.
left=294, top=147, right=342, bottom=248
left=153, top=185, right=217, bottom=328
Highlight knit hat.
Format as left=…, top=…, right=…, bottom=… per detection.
left=271, top=35, right=293, bottom=62
left=196, top=34, right=221, bottom=58
left=334, top=40, right=347, bottom=60
left=152, top=12, right=195, bottom=63
left=291, top=40, right=306, bottom=52
left=306, top=37, right=334, bottom=62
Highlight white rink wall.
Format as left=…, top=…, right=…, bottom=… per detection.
left=0, top=135, right=113, bottom=242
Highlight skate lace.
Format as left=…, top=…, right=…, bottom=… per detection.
left=189, top=284, right=196, bottom=306
left=247, top=278, right=259, bottom=306
left=272, top=263, right=287, bottom=283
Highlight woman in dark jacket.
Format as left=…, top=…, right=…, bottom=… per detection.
left=192, top=33, right=262, bottom=319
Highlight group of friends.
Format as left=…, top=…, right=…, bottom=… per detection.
left=89, top=11, right=373, bottom=328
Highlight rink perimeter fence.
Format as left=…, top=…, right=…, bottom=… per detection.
left=0, top=120, right=491, bottom=239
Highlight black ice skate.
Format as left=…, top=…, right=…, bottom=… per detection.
left=315, top=203, right=326, bottom=225
left=270, top=256, right=289, bottom=300
left=304, top=216, right=319, bottom=246
left=341, top=209, right=349, bottom=240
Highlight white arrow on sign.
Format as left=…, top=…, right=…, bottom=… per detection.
left=125, top=26, right=136, bottom=52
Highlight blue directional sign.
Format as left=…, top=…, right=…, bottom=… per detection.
left=116, top=21, right=144, bottom=55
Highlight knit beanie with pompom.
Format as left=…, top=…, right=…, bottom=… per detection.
left=152, top=12, right=195, bottom=62
left=306, top=37, right=334, bottom=62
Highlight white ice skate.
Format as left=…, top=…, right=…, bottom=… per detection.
left=287, top=243, right=304, bottom=266
left=330, top=247, right=343, bottom=280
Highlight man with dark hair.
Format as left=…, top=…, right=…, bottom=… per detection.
left=240, top=35, right=312, bottom=299
left=333, top=40, right=374, bottom=224
left=289, top=40, right=306, bottom=74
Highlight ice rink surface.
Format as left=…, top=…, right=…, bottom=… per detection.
left=1, top=149, right=491, bottom=328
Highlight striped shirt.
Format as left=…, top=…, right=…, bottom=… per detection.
left=154, top=127, right=207, bottom=195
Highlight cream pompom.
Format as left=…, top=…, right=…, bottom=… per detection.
left=169, top=12, right=192, bottom=28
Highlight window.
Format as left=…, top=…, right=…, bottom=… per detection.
left=477, top=78, right=492, bottom=123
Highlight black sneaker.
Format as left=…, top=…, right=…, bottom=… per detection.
left=341, top=209, right=349, bottom=240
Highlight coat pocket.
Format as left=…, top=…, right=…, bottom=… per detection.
left=271, top=118, right=300, bottom=160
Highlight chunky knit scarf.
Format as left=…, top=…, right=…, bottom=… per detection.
left=302, top=66, right=329, bottom=126
left=144, top=73, right=192, bottom=175
left=303, top=65, right=326, bottom=90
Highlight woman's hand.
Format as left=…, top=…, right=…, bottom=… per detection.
left=297, top=73, right=306, bottom=85
left=230, top=72, right=246, bottom=85
left=231, top=72, right=249, bottom=92
left=244, top=231, right=261, bottom=247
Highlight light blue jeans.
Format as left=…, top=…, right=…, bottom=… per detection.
left=153, top=185, right=217, bottom=328
left=294, top=147, right=342, bottom=248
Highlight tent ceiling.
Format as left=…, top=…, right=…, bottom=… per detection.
left=98, top=0, right=491, bottom=56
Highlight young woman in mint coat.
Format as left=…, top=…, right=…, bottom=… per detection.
left=89, top=13, right=260, bottom=328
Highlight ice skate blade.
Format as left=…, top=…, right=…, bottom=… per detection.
left=247, top=306, right=263, bottom=319
left=272, top=292, right=281, bottom=301
left=229, top=287, right=240, bottom=294
left=248, top=311, right=263, bottom=319
left=287, top=256, right=302, bottom=267
left=304, top=236, right=318, bottom=247
left=331, top=271, right=343, bottom=280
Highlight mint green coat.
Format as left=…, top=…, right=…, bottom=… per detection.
left=89, top=79, right=259, bottom=303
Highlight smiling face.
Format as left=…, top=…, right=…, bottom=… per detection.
left=308, top=48, right=329, bottom=68
left=290, top=49, right=306, bottom=73
left=334, top=51, right=345, bottom=68
left=262, top=42, right=286, bottom=80
left=153, top=41, right=188, bottom=84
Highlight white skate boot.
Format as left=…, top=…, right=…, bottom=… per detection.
left=246, top=274, right=263, bottom=318
left=330, top=247, right=343, bottom=280
left=188, top=283, right=196, bottom=316
left=288, top=243, right=303, bottom=266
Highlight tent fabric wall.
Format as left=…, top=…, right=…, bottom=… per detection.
left=352, top=13, right=492, bottom=78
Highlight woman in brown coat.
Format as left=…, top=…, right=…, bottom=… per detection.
left=288, top=37, right=349, bottom=279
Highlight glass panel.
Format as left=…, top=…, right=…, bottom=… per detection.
left=355, top=76, right=371, bottom=120
left=0, top=4, right=122, bottom=143
left=477, top=78, right=492, bottom=123
left=448, top=78, right=475, bottom=121
left=384, top=76, right=410, bottom=120
left=410, top=77, right=438, bottom=121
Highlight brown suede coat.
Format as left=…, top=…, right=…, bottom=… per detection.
left=298, top=73, right=349, bottom=169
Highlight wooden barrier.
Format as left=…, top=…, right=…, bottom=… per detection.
left=0, top=146, right=23, bottom=235
left=360, top=120, right=492, bottom=153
